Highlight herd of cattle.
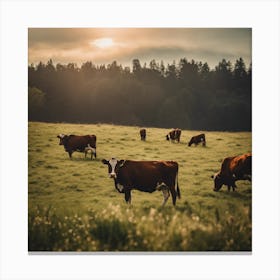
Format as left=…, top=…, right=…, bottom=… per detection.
left=57, top=128, right=252, bottom=206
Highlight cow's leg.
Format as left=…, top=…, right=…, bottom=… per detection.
left=170, top=187, right=177, bottom=206
left=161, top=188, right=170, bottom=207
left=232, top=183, right=237, bottom=191
left=87, top=150, right=93, bottom=160
left=68, top=151, right=72, bottom=159
left=124, top=190, right=131, bottom=204
left=90, top=147, right=96, bottom=159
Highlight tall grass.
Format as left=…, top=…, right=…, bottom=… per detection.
left=29, top=203, right=251, bottom=251
left=28, top=122, right=252, bottom=251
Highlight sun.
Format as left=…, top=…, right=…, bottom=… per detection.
left=92, top=38, right=114, bottom=48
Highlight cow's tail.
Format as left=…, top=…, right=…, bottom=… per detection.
left=176, top=172, right=181, bottom=199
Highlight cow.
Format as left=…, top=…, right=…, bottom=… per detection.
left=57, top=134, right=97, bottom=159
left=188, top=133, right=206, bottom=147
left=166, top=128, right=181, bottom=143
left=211, top=153, right=252, bottom=192
left=102, top=158, right=181, bottom=206
left=139, top=129, right=146, bottom=141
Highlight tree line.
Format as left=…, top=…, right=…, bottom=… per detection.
left=28, top=57, right=251, bottom=131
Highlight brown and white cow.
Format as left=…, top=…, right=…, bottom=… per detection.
left=211, top=153, right=252, bottom=191
left=139, top=129, right=146, bottom=141
left=166, top=128, right=181, bottom=143
left=102, top=158, right=181, bottom=206
left=188, top=133, right=206, bottom=147
left=57, top=134, right=97, bottom=159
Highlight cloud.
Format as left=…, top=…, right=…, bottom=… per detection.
left=28, top=28, right=252, bottom=69
left=29, top=28, right=97, bottom=48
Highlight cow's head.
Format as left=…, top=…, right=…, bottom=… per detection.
left=102, top=158, right=125, bottom=179
left=211, top=172, right=224, bottom=191
left=166, top=135, right=170, bottom=141
left=188, top=140, right=193, bottom=147
left=57, top=134, right=67, bottom=145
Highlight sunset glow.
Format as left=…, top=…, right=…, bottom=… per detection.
left=28, top=28, right=252, bottom=69
left=92, top=38, right=114, bottom=48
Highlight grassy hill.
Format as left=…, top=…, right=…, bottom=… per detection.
left=28, top=121, right=252, bottom=251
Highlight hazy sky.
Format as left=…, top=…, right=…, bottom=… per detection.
left=28, top=28, right=251, bottom=69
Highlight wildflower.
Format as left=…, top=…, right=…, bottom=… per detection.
left=149, top=208, right=156, bottom=216
left=141, top=216, right=146, bottom=222
left=191, top=214, right=200, bottom=222
left=172, top=215, right=178, bottom=222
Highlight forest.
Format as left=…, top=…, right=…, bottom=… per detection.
left=28, top=57, right=251, bottom=131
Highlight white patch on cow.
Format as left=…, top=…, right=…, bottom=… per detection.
left=175, top=173, right=178, bottom=187
left=116, top=183, right=124, bottom=192
left=156, top=182, right=168, bottom=191
left=85, top=145, right=96, bottom=159
left=108, top=158, right=118, bottom=178
left=59, top=133, right=65, bottom=138
left=213, top=172, right=219, bottom=180
left=85, top=144, right=96, bottom=154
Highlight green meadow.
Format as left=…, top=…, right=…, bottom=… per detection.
left=28, top=121, right=252, bottom=252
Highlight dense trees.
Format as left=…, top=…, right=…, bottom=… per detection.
left=28, top=57, right=251, bottom=131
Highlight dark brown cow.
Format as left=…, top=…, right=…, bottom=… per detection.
left=188, top=133, right=206, bottom=147
left=166, top=128, right=181, bottom=143
left=57, top=134, right=97, bottom=159
left=139, top=129, right=146, bottom=141
left=211, top=153, right=252, bottom=191
left=102, top=158, right=181, bottom=206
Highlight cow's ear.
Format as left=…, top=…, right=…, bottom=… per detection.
left=102, top=159, right=109, bottom=165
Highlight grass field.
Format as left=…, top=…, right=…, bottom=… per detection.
left=28, top=121, right=252, bottom=252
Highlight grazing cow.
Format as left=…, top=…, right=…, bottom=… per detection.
left=57, top=134, right=97, bottom=159
left=211, top=153, right=252, bottom=192
left=188, top=133, right=206, bottom=147
left=166, top=128, right=181, bottom=143
left=140, top=129, right=146, bottom=141
left=102, top=158, right=181, bottom=206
